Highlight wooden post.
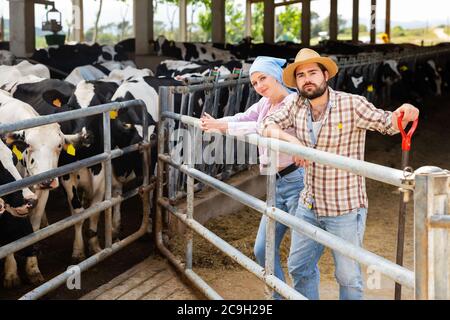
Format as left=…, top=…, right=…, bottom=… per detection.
left=264, top=0, right=275, bottom=43
left=370, top=0, right=376, bottom=44
left=301, top=0, right=311, bottom=46
left=212, top=0, right=225, bottom=43
left=352, top=0, right=359, bottom=43
left=329, top=0, right=338, bottom=40
left=180, top=0, right=187, bottom=41
left=133, top=0, right=154, bottom=55
left=385, top=0, right=391, bottom=40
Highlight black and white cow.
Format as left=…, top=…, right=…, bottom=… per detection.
left=154, top=35, right=237, bottom=62
left=30, top=43, right=132, bottom=78
left=0, top=90, right=85, bottom=282
left=155, top=59, right=244, bottom=79
left=65, top=63, right=151, bottom=86
left=0, top=61, right=50, bottom=91
left=0, top=138, right=41, bottom=288
left=51, top=79, right=146, bottom=262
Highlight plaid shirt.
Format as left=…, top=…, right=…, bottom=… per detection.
left=261, top=87, right=399, bottom=217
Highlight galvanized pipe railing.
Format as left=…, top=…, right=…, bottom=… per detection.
left=159, top=153, right=414, bottom=289
left=162, top=111, right=413, bottom=190
left=157, top=85, right=419, bottom=300
left=0, top=99, right=153, bottom=299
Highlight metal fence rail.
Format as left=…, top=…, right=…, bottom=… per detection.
left=162, top=73, right=260, bottom=201
left=156, top=85, right=450, bottom=300
left=0, top=99, right=153, bottom=300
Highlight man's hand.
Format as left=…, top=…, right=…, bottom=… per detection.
left=293, top=155, right=308, bottom=167
left=199, top=112, right=228, bottom=133
left=392, top=103, right=420, bottom=131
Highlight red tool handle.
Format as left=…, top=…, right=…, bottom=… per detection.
left=397, top=111, right=418, bottom=151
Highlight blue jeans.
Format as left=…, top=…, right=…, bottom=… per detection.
left=288, top=204, right=367, bottom=300
left=254, top=167, right=304, bottom=299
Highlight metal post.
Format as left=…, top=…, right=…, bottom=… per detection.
left=103, top=111, right=112, bottom=248
left=352, top=0, right=359, bottom=43
left=385, top=0, right=391, bottom=40
left=370, top=0, right=377, bottom=44
left=245, top=0, right=252, bottom=38
left=264, top=144, right=277, bottom=298
left=263, top=0, right=275, bottom=44
left=330, top=0, right=338, bottom=41
left=414, top=166, right=449, bottom=300
left=185, top=124, right=195, bottom=270
left=156, top=87, right=169, bottom=246
left=141, top=102, right=150, bottom=234
left=301, top=0, right=311, bottom=46
left=180, top=0, right=187, bottom=41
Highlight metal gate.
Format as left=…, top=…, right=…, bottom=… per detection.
left=156, top=82, right=450, bottom=300
left=0, top=99, right=153, bottom=300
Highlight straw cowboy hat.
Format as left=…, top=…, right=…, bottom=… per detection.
left=282, top=48, right=339, bottom=88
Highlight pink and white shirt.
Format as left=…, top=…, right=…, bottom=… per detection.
left=221, top=93, right=297, bottom=172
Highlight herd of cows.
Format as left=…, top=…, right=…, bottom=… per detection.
left=0, top=36, right=449, bottom=290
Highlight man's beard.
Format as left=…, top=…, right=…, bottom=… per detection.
left=299, top=81, right=327, bottom=99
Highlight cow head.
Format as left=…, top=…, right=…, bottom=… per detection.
left=5, top=124, right=78, bottom=190
left=381, top=60, right=402, bottom=86
left=0, top=139, right=37, bottom=217
left=97, top=45, right=128, bottom=64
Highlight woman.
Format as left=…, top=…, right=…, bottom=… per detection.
left=199, top=56, right=304, bottom=299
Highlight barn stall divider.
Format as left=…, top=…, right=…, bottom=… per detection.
left=156, top=84, right=450, bottom=300
left=0, top=99, right=153, bottom=300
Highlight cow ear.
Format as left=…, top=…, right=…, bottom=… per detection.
left=42, top=90, right=70, bottom=108
left=123, top=123, right=134, bottom=129
left=4, top=131, right=25, bottom=146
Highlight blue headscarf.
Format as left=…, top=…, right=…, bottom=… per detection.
left=249, top=56, right=286, bottom=85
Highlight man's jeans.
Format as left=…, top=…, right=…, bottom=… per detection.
left=288, top=204, right=367, bottom=300
left=254, top=167, right=304, bottom=299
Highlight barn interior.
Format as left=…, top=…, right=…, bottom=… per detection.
left=0, top=0, right=449, bottom=300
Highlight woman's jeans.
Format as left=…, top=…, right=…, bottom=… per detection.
left=254, top=167, right=304, bottom=299
left=288, top=204, right=367, bottom=300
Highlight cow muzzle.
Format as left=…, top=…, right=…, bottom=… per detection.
left=25, top=197, right=38, bottom=209
left=39, top=178, right=59, bottom=190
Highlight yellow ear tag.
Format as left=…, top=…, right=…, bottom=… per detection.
left=367, top=84, right=374, bottom=92
left=66, top=144, right=76, bottom=156
left=110, top=110, right=118, bottom=119
left=337, top=122, right=343, bottom=130
left=53, top=98, right=62, bottom=108
left=12, top=145, right=23, bottom=161
left=307, top=204, right=313, bottom=209
left=400, top=65, right=408, bottom=72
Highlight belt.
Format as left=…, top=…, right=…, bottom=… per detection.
left=276, top=163, right=298, bottom=180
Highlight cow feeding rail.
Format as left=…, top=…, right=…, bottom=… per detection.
left=0, top=99, right=153, bottom=300
left=165, top=72, right=260, bottom=202
left=157, top=84, right=450, bottom=299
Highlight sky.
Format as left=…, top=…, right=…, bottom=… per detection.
left=0, top=0, right=449, bottom=32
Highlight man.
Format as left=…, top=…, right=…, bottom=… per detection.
left=260, top=48, right=419, bottom=300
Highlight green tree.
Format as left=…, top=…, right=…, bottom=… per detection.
left=251, top=2, right=264, bottom=43
left=276, top=5, right=301, bottom=42
left=225, top=1, right=245, bottom=43
left=392, top=25, right=405, bottom=37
